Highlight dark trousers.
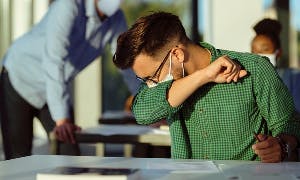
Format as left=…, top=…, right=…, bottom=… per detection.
left=0, top=68, right=80, bottom=160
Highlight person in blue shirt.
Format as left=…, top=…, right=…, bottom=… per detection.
left=251, top=18, right=300, bottom=113
left=0, top=0, right=139, bottom=160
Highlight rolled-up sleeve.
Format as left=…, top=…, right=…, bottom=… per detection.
left=132, top=81, right=182, bottom=125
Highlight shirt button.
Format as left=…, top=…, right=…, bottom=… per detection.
left=202, top=132, right=208, bottom=138
left=199, top=108, right=204, bottom=113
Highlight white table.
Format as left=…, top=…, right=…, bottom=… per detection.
left=1, top=155, right=300, bottom=180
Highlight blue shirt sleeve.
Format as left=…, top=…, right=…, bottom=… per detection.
left=42, top=0, right=78, bottom=120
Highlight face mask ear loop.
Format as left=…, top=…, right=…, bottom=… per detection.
left=182, top=62, right=185, bottom=77
left=168, top=53, right=172, bottom=75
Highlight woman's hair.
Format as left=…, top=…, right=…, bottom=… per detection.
left=253, top=18, right=282, bottom=49
left=113, top=12, right=189, bottom=69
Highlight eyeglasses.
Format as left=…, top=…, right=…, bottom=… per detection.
left=136, top=50, right=171, bottom=84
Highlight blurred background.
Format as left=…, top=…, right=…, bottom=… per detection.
left=0, top=0, right=299, bottom=159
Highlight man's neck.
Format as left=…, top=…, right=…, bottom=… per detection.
left=184, top=43, right=211, bottom=75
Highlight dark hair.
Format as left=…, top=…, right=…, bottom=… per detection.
left=253, top=18, right=282, bottom=49
left=113, top=12, right=189, bottom=69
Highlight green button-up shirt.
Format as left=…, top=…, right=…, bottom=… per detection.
left=132, top=42, right=300, bottom=160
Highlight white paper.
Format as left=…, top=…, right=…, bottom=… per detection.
left=146, top=161, right=219, bottom=173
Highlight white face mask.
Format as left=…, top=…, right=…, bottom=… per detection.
left=97, top=0, right=122, bottom=17
left=258, top=51, right=278, bottom=67
left=148, top=54, right=185, bottom=88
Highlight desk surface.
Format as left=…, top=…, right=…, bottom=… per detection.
left=1, top=155, right=300, bottom=180
left=78, top=124, right=171, bottom=146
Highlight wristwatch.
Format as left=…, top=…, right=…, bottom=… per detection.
left=276, top=136, right=290, bottom=161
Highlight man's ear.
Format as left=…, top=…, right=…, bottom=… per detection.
left=172, top=47, right=185, bottom=63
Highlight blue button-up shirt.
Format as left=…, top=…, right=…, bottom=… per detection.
left=2, top=0, right=140, bottom=121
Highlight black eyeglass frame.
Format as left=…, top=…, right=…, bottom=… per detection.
left=136, top=50, right=171, bottom=84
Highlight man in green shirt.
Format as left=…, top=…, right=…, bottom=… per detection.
left=113, top=12, right=300, bottom=162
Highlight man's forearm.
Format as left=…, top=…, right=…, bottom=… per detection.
left=167, top=70, right=209, bottom=107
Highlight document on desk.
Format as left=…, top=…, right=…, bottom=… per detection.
left=146, top=160, right=219, bottom=173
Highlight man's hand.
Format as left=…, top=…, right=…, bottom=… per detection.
left=204, top=55, right=247, bottom=83
left=252, top=134, right=283, bottom=163
left=53, top=118, right=81, bottom=144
